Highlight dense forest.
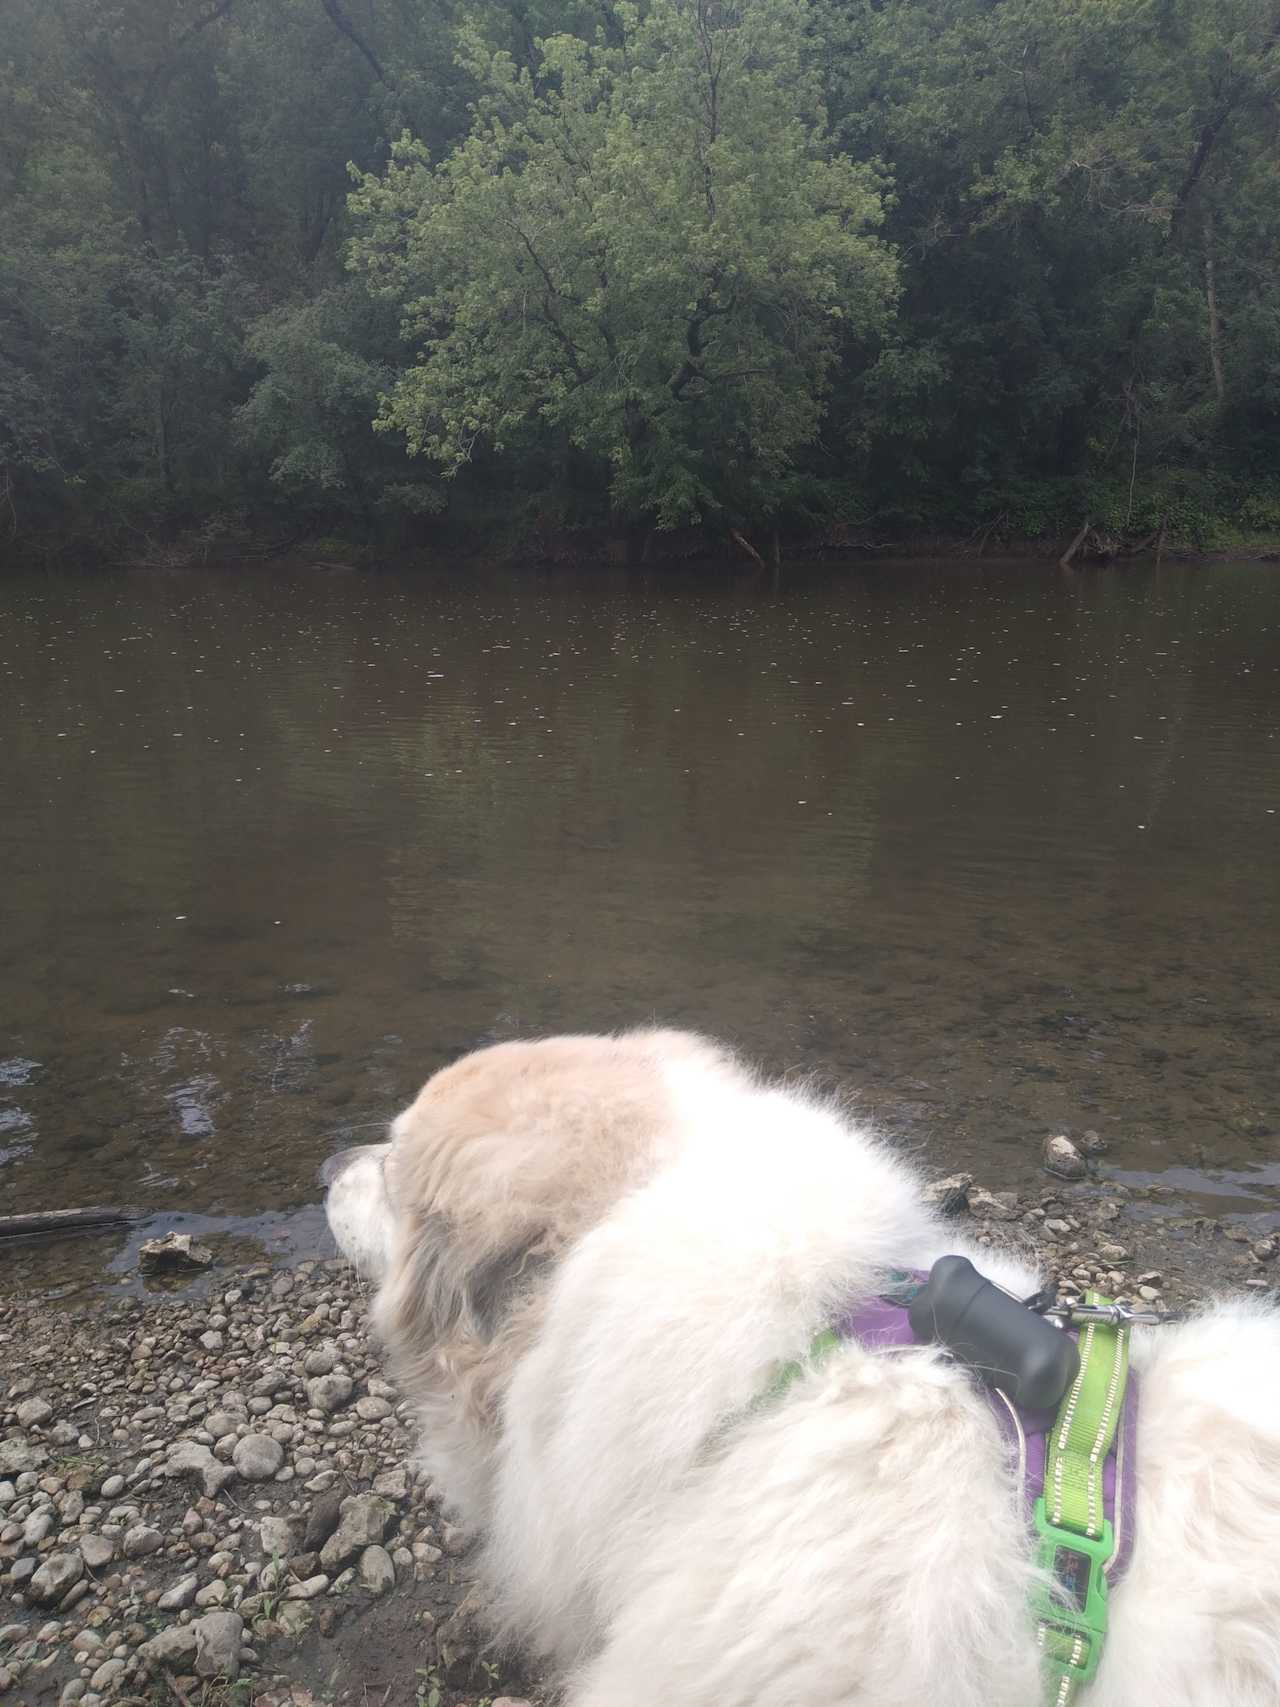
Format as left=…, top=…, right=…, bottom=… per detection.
left=2, top=0, right=1278, bottom=561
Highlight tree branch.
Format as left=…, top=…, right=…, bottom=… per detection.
left=319, top=0, right=393, bottom=87
left=138, top=0, right=236, bottom=115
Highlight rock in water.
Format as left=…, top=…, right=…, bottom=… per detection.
left=922, top=1173, right=973, bottom=1217
left=968, top=1187, right=1022, bottom=1222
left=1043, top=1133, right=1087, bottom=1181
left=139, top=1231, right=215, bottom=1273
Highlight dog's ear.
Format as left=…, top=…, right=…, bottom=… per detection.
left=378, top=1209, right=554, bottom=1350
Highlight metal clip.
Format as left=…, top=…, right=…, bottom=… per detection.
left=1047, top=1301, right=1166, bottom=1328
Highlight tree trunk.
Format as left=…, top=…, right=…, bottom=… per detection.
left=1204, top=208, right=1226, bottom=405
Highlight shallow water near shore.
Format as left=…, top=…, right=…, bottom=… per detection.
left=2, top=558, right=1278, bottom=1295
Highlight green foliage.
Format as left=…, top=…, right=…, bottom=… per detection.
left=1, top=0, right=1277, bottom=553
left=349, top=0, right=897, bottom=530
left=237, top=287, right=442, bottom=524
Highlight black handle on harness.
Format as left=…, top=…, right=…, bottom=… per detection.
left=907, top=1254, right=1081, bottom=1409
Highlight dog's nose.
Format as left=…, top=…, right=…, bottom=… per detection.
left=319, top=1147, right=363, bottom=1189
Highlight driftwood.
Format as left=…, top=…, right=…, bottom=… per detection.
left=730, top=529, right=766, bottom=569
left=0, top=1207, right=142, bottom=1242
left=1059, top=518, right=1092, bottom=570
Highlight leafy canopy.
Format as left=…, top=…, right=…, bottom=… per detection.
left=348, top=0, right=897, bottom=529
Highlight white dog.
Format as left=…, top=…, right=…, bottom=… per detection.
left=323, top=1029, right=1280, bottom=1707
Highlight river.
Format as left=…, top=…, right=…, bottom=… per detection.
left=2, top=559, right=1277, bottom=1295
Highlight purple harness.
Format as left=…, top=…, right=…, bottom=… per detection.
left=837, top=1282, right=1139, bottom=1583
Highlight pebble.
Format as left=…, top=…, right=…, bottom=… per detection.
left=166, top=1439, right=236, bottom=1498
left=157, top=1573, right=200, bottom=1611
left=193, top=1609, right=245, bottom=1680
left=123, top=1523, right=162, bottom=1558
left=357, top=1543, right=395, bottom=1595
left=141, top=1623, right=199, bottom=1668
left=16, top=1397, right=54, bottom=1429
left=259, top=1515, right=296, bottom=1557
left=284, top=1573, right=330, bottom=1600
left=23, top=1509, right=55, bottom=1546
left=88, top=1657, right=126, bottom=1692
left=98, top=1476, right=124, bottom=1500
left=232, top=1433, right=285, bottom=1480
left=28, top=1551, right=84, bottom=1605
left=318, top=1494, right=392, bottom=1571
left=79, top=1535, right=116, bottom=1572
left=306, top=1372, right=354, bottom=1414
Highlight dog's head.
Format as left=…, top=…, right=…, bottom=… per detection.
left=322, top=1029, right=742, bottom=1438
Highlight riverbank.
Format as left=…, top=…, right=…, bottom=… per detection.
left=6, top=515, right=1280, bottom=577
left=2, top=1174, right=1275, bottom=1707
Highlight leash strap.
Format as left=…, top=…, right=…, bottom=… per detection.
left=1032, top=1291, right=1130, bottom=1704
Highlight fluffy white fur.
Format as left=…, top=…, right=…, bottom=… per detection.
left=324, top=1029, right=1280, bottom=1707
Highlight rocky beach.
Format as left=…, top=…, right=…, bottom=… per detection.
left=1, top=1172, right=1275, bottom=1707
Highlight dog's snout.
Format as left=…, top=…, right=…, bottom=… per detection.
left=319, top=1144, right=380, bottom=1189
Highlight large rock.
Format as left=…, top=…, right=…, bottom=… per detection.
left=259, top=1515, right=296, bottom=1558
left=306, top=1372, right=354, bottom=1414
left=1043, top=1133, right=1087, bottom=1181
left=89, top=1658, right=127, bottom=1693
left=141, top=1624, right=199, bottom=1669
left=139, top=1232, right=214, bottom=1273
left=28, top=1551, right=84, bottom=1605
left=232, top=1433, right=284, bottom=1481
left=16, top=1397, right=53, bottom=1429
left=0, top=1439, right=48, bottom=1477
left=304, top=1488, right=345, bottom=1551
left=23, top=1510, right=55, bottom=1546
left=157, top=1573, right=199, bottom=1612
left=357, top=1544, right=395, bottom=1596
left=922, top=1173, right=973, bottom=1217
left=123, top=1523, right=163, bottom=1558
left=166, top=1439, right=236, bottom=1498
left=318, top=1493, right=392, bottom=1572
left=968, top=1187, right=1022, bottom=1222
left=193, top=1609, right=245, bottom=1680
left=79, top=1534, right=117, bottom=1572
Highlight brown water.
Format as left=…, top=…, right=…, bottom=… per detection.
left=2, top=560, right=1278, bottom=1294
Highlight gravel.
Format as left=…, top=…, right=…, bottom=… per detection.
left=0, top=1182, right=1268, bottom=1705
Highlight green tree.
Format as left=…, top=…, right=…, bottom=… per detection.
left=823, top=0, right=1280, bottom=534
left=348, top=0, right=897, bottom=537
left=236, top=286, right=441, bottom=528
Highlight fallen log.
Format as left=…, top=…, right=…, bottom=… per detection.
left=1059, top=518, right=1091, bottom=570
left=0, top=1207, right=143, bottom=1241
